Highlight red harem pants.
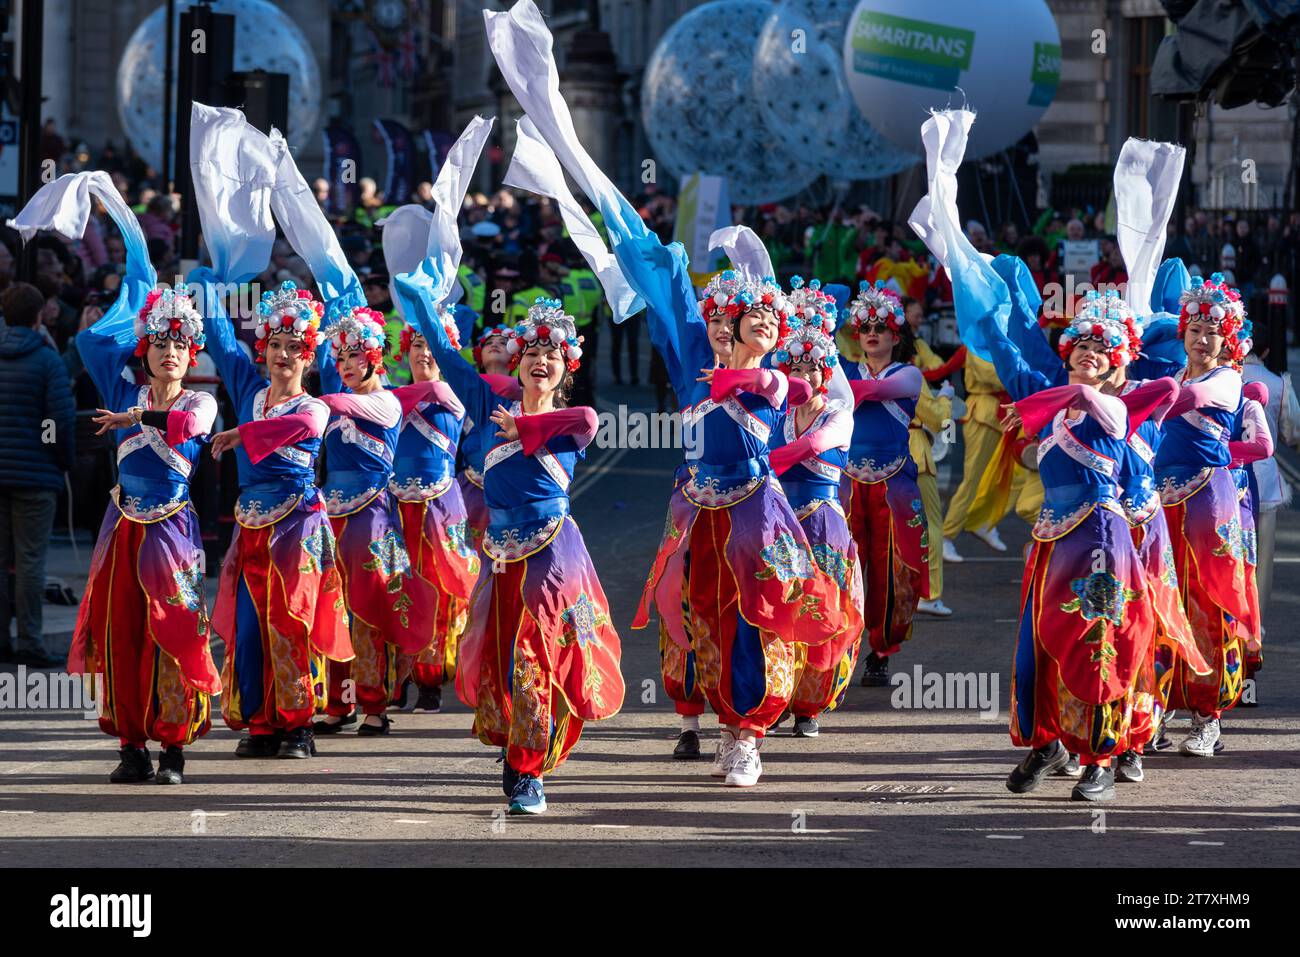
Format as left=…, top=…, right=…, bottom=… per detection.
left=684, top=507, right=796, bottom=736
left=472, top=559, right=583, bottom=776
left=85, top=519, right=211, bottom=748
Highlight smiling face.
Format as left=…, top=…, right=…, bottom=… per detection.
left=706, top=313, right=734, bottom=361
left=480, top=334, right=511, bottom=372
left=786, top=360, right=824, bottom=394
left=1184, top=319, right=1225, bottom=367
left=518, top=342, right=566, bottom=397
left=858, top=322, right=899, bottom=363
left=336, top=348, right=375, bottom=391
left=1067, top=339, right=1112, bottom=383
left=146, top=337, right=189, bottom=383
left=264, top=332, right=309, bottom=390
left=407, top=334, right=438, bottom=382
left=735, top=306, right=780, bottom=359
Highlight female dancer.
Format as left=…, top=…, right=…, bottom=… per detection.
left=973, top=290, right=1206, bottom=785
left=636, top=270, right=736, bottom=760
left=457, top=323, right=521, bottom=557
left=610, top=235, right=846, bottom=789
left=77, top=284, right=220, bottom=785
left=768, top=279, right=864, bottom=738
left=398, top=271, right=623, bottom=815
left=312, top=307, right=440, bottom=736
left=969, top=297, right=1176, bottom=801
left=1229, top=363, right=1272, bottom=688
left=839, top=281, right=930, bottom=686
left=1148, top=275, right=1250, bottom=757
left=197, top=275, right=351, bottom=759
left=386, top=315, right=481, bottom=713
left=10, top=170, right=223, bottom=786
left=12, top=172, right=219, bottom=784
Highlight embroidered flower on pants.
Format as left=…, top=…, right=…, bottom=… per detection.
left=810, top=543, right=848, bottom=589
left=364, top=529, right=412, bottom=578
left=1060, top=570, right=1139, bottom=627
left=755, top=533, right=815, bottom=583
left=560, top=592, right=608, bottom=649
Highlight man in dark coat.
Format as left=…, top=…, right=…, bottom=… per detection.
left=0, top=282, right=75, bottom=666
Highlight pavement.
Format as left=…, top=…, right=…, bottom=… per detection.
left=2, top=343, right=1299, bottom=867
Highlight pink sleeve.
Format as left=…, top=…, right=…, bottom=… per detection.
left=1119, top=377, right=1178, bottom=435
left=848, top=365, right=922, bottom=406
left=320, top=390, right=402, bottom=428
left=516, top=407, right=599, bottom=456
left=710, top=368, right=788, bottom=407
left=392, top=381, right=464, bottom=419
left=769, top=406, right=852, bottom=475
left=1170, top=368, right=1242, bottom=415
left=1230, top=399, right=1274, bottom=466
left=238, top=410, right=325, bottom=464
left=165, top=393, right=216, bottom=446
left=787, top=378, right=814, bottom=408
left=482, top=373, right=523, bottom=400
left=1017, top=384, right=1127, bottom=439
left=1243, top=382, right=1269, bottom=406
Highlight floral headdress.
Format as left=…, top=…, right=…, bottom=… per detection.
left=133, top=286, right=206, bottom=367
left=774, top=316, right=840, bottom=394
left=253, top=280, right=325, bottom=364
left=1059, top=290, right=1138, bottom=368
left=506, top=298, right=584, bottom=373
left=396, top=303, right=460, bottom=362
left=784, top=275, right=838, bottom=335
left=328, top=305, right=388, bottom=372
left=1177, top=272, right=1246, bottom=364
left=846, top=280, right=905, bottom=334
left=699, top=267, right=791, bottom=338
left=473, top=323, right=514, bottom=369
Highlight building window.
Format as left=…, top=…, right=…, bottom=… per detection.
left=1126, top=16, right=1166, bottom=139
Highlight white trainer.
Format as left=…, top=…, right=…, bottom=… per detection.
left=916, top=598, right=953, bottom=617
left=942, top=538, right=964, bottom=563
left=973, top=525, right=1008, bottom=552
left=711, top=730, right=738, bottom=777
left=1179, top=713, right=1220, bottom=757
left=724, top=739, right=763, bottom=787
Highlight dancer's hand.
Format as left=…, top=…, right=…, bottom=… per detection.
left=696, top=366, right=716, bottom=384
left=999, top=402, right=1022, bottom=434
left=210, top=428, right=243, bottom=460
left=92, top=409, right=136, bottom=435
left=490, top=406, right=519, bottom=441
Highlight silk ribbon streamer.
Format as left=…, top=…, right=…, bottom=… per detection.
left=1114, top=137, right=1186, bottom=319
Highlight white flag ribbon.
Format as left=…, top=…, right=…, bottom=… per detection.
left=504, top=115, right=639, bottom=321
left=707, top=225, right=774, bottom=281
left=187, top=103, right=278, bottom=283
left=267, top=128, right=360, bottom=310
left=482, top=0, right=647, bottom=245
left=1114, top=138, right=1186, bottom=317
left=907, top=109, right=975, bottom=273
left=380, top=115, right=494, bottom=310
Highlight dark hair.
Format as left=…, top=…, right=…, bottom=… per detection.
left=892, top=322, right=917, bottom=365
left=0, top=282, right=45, bottom=327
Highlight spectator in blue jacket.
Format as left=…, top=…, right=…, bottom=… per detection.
left=0, top=281, right=75, bottom=667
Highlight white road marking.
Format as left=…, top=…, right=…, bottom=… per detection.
left=986, top=834, right=1023, bottom=840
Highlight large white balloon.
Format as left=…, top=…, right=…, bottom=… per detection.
left=842, top=0, right=1060, bottom=160
left=117, top=0, right=322, bottom=170
left=754, top=0, right=918, bottom=180
left=642, top=0, right=821, bottom=205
